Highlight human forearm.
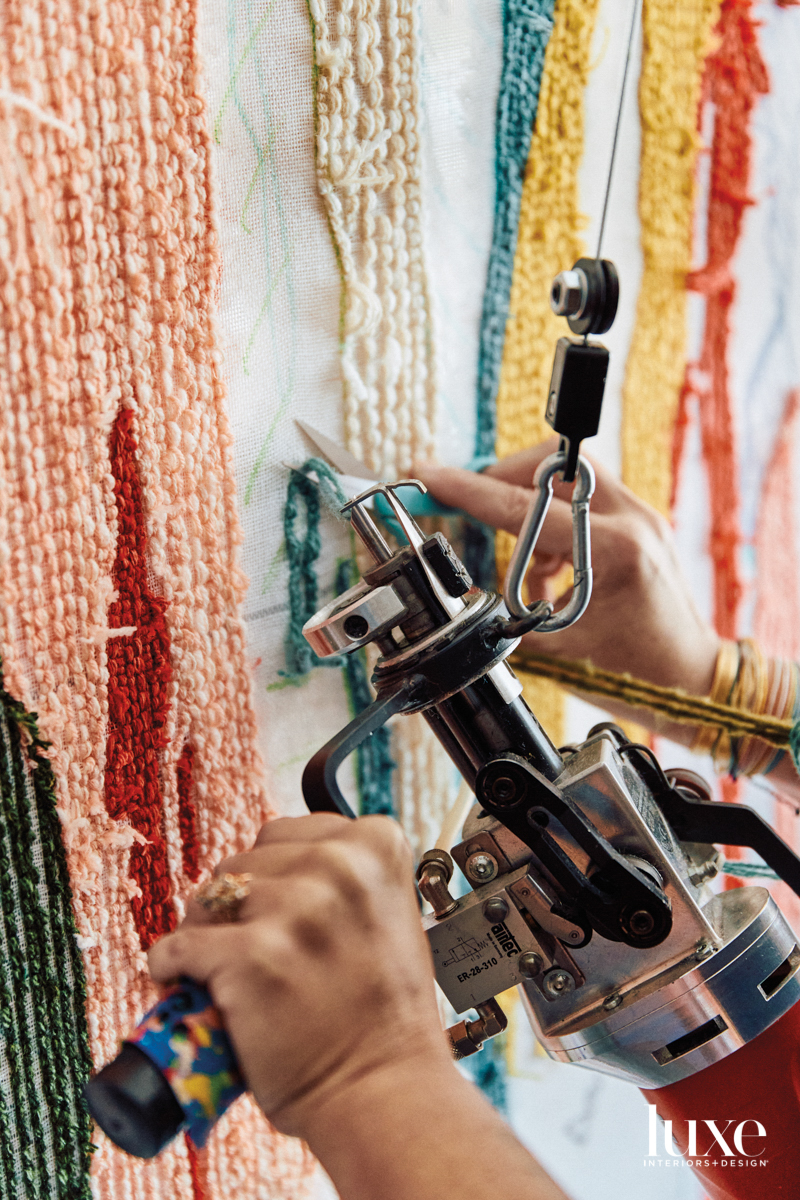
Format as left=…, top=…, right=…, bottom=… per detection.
left=304, top=1057, right=570, bottom=1200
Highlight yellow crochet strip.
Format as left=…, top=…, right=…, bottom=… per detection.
left=494, top=0, right=601, bottom=743
left=621, top=0, right=720, bottom=513
left=513, top=652, right=795, bottom=747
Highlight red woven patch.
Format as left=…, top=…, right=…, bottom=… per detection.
left=678, top=0, right=769, bottom=638
left=177, top=742, right=201, bottom=883
left=105, top=409, right=176, bottom=950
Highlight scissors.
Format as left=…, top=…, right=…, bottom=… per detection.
left=294, top=420, right=496, bottom=535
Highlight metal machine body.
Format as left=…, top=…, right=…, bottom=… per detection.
left=300, top=258, right=800, bottom=1092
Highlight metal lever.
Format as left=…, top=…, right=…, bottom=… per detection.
left=503, top=450, right=595, bottom=635
left=343, top=480, right=466, bottom=619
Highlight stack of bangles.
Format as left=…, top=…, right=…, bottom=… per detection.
left=693, top=638, right=800, bottom=777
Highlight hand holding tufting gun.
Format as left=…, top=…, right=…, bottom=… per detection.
left=85, top=258, right=800, bottom=1194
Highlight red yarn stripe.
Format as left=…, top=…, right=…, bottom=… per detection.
left=674, top=2, right=768, bottom=881
left=105, top=409, right=176, bottom=950
left=186, top=1134, right=206, bottom=1200
left=679, top=0, right=769, bottom=638
left=177, top=742, right=201, bottom=883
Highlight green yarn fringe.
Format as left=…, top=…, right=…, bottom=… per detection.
left=282, top=460, right=396, bottom=816
left=0, top=666, right=93, bottom=1199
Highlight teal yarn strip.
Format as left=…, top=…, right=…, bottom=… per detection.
left=464, top=1034, right=508, bottom=1115
left=283, top=457, right=349, bottom=676
left=335, top=559, right=396, bottom=817
left=282, top=461, right=396, bottom=815
left=721, top=860, right=780, bottom=881
left=475, top=0, right=556, bottom=457
left=465, top=0, right=555, bottom=588
left=0, top=666, right=93, bottom=1199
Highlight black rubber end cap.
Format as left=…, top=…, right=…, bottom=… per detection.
left=84, top=1042, right=185, bottom=1158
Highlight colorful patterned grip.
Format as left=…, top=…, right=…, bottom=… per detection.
left=126, top=979, right=245, bottom=1147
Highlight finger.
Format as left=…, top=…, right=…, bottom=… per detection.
left=253, top=813, right=352, bottom=848
left=481, top=437, right=560, bottom=486
left=486, top=443, right=632, bottom=516
left=148, top=921, right=248, bottom=986
left=527, top=551, right=570, bottom=579
left=413, top=464, right=576, bottom=553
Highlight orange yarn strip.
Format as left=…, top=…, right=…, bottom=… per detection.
left=675, top=0, right=769, bottom=637
left=0, top=0, right=316, bottom=1194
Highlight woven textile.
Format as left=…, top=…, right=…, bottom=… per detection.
left=0, top=669, right=93, bottom=1200
left=621, top=0, right=720, bottom=515
left=493, top=0, right=601, bottom=744
left=475, top=0, right=555, bottom=458
left=306, top=0, right=436, bottom=478
left=675, top=0, right=768, bottom=637
left=0, top=2, right=313, bottom=1196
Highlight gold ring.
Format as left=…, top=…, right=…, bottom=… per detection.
left=193, top=872, right=252, bottom=922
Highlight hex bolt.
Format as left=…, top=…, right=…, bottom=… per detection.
left=603, top=992, right=623, bottom=1012
left=541, top=967, right=576, bottom=999
left=517, top=952, right=543, bottom=980
left=465, top=851, right=498, bottom=884
left=416, top=849, right=458, bottom=918
left=482, top=896, right=509, bottom=924
left=550, top=269, right=587, bottom=317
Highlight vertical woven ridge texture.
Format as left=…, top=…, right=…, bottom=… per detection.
left=621, top=0, right=720, bottom=514
left=0, top=3, right=313, bottom=1196
left=474, top=0, right=555, bottom=458
left=307, top=0, right=437, bottom=477
left=679, top=0, right=768, bottom=636
left=0, top=669, right=93, bottom=1199
left=493, top=0, right=601, bottom=744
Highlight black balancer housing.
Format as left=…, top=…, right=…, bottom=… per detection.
left=545, top=335, right=609, bottom=481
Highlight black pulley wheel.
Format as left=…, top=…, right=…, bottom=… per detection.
left=568, top=258, right=619, bottom=336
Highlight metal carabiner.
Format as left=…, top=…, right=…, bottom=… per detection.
left=503, top=450, right=596, bottom=635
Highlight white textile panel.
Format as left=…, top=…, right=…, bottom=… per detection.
left=197, top=0, right=504, bottom=824
left=198, top=0, right=356, bottom=817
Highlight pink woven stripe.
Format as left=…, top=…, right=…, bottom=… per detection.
left=754, top=390, right=800, bottom=932
left=0, top=1, right=313, bottom=1195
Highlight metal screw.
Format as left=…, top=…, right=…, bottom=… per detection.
left=603, top=992, right=622, bottom=1012
left=465, top=851, right=498, bottom=884
left=482, top=896, right=509, bottom=924
left=490, top=775, right=518, bottom=806
left=627, top=909, right=656, bottom=937
left=695, top=938, right=716, bottom=961
left=518, top=952, right=543, bottom=979
left=541, top=967, right=576, bottom=999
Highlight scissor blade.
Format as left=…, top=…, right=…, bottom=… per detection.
left=295, top=420, right=381, bottom=483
